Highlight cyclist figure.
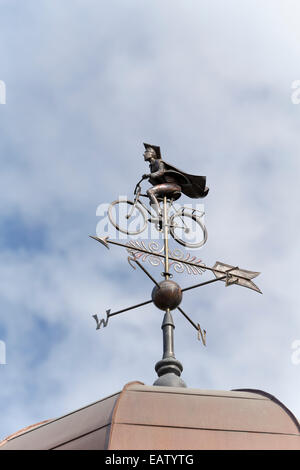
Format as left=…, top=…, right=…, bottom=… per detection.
left=142, top=143, right=209, bottom=218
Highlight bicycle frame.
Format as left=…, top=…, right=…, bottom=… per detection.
left=129, top=183, right=159, bottom=223
left=107, top=179, right=207, bottom=247
left=130, top=182, right=205, bottom=230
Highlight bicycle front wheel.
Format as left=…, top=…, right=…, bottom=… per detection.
left=108, top=200, right=148, bottom=235
left=169, top=209, right=207, bottom=248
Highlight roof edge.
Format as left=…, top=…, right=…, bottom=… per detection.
left=108, top=380, right=145, bottom=449
left=0, top=420, right=52, bottom=448
left=232, top=388, right=300, bottom=434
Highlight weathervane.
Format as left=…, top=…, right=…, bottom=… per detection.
left=91, top=143, right=261, bottom=387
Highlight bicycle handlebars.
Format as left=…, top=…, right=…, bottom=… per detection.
left=134, top=178, right=144, bottom=195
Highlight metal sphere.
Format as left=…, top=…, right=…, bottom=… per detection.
left=152, top=280, right=182, bottom=311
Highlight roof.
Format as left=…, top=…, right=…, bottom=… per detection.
left=1, top=381, right=299, bottom=450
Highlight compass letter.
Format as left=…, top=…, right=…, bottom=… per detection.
left=93, top=310, right=110, bottom=330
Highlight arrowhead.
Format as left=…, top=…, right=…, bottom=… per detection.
left=197, top=323, right=206, bottom=346
left=89, top=235, right=110, bottom=249
left=213, top=261, right=262, bottom=294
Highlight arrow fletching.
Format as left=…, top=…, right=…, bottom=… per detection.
left=212, top=261, right=262, bottom=294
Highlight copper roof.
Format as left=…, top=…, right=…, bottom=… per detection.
left=0, top=381, right=299, bottom=450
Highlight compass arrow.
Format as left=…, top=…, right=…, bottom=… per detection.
left=212, top=261, right=262, bottom=293
left=89, top=235, right=110, bottom=249
left=90, top=235, right=207, bottom=271
left=92, top=298, right=154, bottom=331
left=90, top=235, right=261, bottom=292
left=177, top=306, right=206, bottom=346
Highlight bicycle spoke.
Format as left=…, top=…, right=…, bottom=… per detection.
left=170, top=220, right=187, bottom=230
left=170, top=209, right=207, bottom=248
left=127, top=200, right=137, bottom=219
left=178, top=211, right=189, bottom=230
left=170, top=203, right=189, bottom=231
left=108, top=200, right=147, bottom=235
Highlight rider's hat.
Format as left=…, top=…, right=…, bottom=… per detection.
left=143, top=143, right=162, bottom=159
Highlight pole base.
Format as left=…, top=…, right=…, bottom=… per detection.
left=153, top=372, right=187, bottom=388
left=153, top=357, right=187, bottom=388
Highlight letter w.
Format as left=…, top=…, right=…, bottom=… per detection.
left=93, top=310, right=110, bottom=330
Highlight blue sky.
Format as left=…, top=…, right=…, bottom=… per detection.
left=0, top=0, right=300, bottom=439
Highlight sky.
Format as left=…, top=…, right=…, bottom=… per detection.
left=0, top=0, right=300, bottom=439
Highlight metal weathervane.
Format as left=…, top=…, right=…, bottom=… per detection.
left=90, top=143, right=261, bottom=387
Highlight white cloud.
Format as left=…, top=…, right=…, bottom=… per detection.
left=0, top=0, right=300, bottom=439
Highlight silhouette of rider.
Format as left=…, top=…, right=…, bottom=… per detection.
left=142, top=143, right=209, bottom=218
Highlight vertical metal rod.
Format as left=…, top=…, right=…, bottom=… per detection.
left=162, top=309, right=175, bottom=359
left=163, top=196, right=170, bottom=280
left=162, top=196, right=172, bottom=355
left=154, top=197, right=186, bottom=387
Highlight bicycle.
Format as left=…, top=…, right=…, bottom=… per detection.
left=108, top=178, right=207, bottom=248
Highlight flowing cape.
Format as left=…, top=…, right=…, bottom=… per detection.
left=161, top=160, right=209, bottom=199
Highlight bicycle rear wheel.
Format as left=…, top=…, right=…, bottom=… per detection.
left=170, top=209, right=207, bottom=248
left=108, top=200, right=148, bottom=235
